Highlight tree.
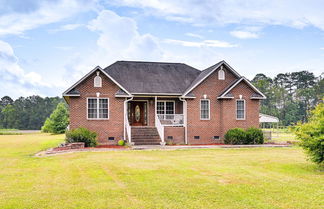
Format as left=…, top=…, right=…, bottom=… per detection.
left=1, top=105, right=16, bottom=128
left=294, top=99, right=324, bottom=167
left=41, top=103, right=69, bottom=134
left=0, top=96, right=14, bottom=107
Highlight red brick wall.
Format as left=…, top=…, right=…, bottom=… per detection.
left=164, top=127, right=185, bottom=144
left=186, top=65, right=260, bottom=144
left=69, top=71, right=124, bottom=145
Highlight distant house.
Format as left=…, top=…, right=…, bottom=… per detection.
left=63, top=60, right=266, bottom=145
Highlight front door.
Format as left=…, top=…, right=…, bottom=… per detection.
left=129, top=101, right=147, bottom=126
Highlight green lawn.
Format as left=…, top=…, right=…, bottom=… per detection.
left=263, top=128, right=297, bottom=143
left=0, top=134, right=323, bottom=209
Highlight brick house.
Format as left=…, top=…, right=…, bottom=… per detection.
left=63, top=60, right=266, bottom=145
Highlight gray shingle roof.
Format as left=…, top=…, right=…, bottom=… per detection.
left=104, top=61, right=200, bottom=94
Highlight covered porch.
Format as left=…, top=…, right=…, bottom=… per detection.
left=126, top=97, right=185, bottom=127
left=124, top=96, right=186, bottom=145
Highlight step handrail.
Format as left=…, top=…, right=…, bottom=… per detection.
left=155, top=114, right=165, bottom=145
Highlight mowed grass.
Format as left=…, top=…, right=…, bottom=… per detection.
left=263, top=128, right=297, bottom=143
left=0, top=134, right=323, bottom=209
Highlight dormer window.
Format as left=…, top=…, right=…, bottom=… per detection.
left=94, top=71, right=102, bottom=87
left=218, top=66, right=225, bottom=80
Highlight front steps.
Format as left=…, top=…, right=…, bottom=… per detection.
left=131, top=126, right=161, bottom=145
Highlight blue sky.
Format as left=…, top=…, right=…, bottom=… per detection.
left=1, top=0, right=324, bottom=98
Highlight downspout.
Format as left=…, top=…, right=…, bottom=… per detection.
left=179, top=97, right=188, bottom=144
left=124, top=96, right=133, bottom=141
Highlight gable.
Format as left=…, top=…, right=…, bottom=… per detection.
left=186, top=63, right=239, bottom=96
left=63, top=66, right=131, bottom=97
left=217, top=77, right=266, bottom=100
left=182, top=60, right=241, bottom=96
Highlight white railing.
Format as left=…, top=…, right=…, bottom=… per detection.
left=125, top=115, right=132, bottom=144
left=155, top=114, right=165, bottom=144
left=157, top=114, right=184, bottom=126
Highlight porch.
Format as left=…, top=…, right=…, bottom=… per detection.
left=126, top=97, right=184, bottom=127
left=124, top=96, right=186, bottom=145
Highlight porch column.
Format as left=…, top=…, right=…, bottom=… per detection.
left=180, top=97, right=188, bottom=144
left=155, top=96, right=157, bottom=125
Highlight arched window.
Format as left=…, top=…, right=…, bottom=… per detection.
left=218, top=68, right=225, bottom=80
left=94, top=71, right=102, bottom=87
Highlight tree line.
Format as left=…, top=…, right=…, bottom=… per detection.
left=252, top=71, right=324, bottom=126
left=0, top=96, right=64, bottom=130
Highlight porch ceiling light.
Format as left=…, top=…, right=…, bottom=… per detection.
left=203, top=94, right=207, bottom=99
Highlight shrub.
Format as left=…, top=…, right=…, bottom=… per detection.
left=246, top=127, right=264, bottom=144
left=224, top=128, right=246, bottom=145
left=41, top=103, right=69, bottom=134
left=118, top=139, right=125, bottom=146
left=294, top=100, right=324, bottom=166
left=65, top=127, right=97, bottom=147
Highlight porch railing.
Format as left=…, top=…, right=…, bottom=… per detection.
left=125, top=115, right=132, bottom=144
left=157, top=114, right=184, bottom=126
left=155, top=114, right=165, bottom=144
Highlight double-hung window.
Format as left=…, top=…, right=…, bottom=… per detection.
left=157, top=101, right=175, bottom=119
left=236, top=99, right=245, bottom=120
left=87, top=98, right=109, bottom=119
left=200, top=99, right=210, bottom=120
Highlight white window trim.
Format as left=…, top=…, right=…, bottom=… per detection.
left=200, top=99, right=210, bottom=120
left=236, top=99, right=246, bottom=120
left=218, top=69, right=225, bottom=80
left=157, top=100, right=175, bottom=116
left=87, top=97, right=109, bottom=120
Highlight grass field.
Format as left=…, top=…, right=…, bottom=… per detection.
left=0, top=133, right=323, bottom=209
left=263, top=128, right=297, bottom=143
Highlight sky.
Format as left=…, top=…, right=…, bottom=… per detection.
left=1, top=0, right=324, bottom=99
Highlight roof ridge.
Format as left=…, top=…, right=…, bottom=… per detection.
left=116, top=60, right=187, bottom=65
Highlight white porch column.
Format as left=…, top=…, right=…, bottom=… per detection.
left=179, top=97, right=188, bottom=144
left=155, top=96, right=157, bottom=125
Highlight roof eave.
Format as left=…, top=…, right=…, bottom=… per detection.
left=217, top=96, right=234, bottom=99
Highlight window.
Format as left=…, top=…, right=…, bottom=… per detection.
left=167, top=136, right=173, bottom=140
left=213, top=136, right=220, bottom=140
left=236, top=100, right=245, bottom=120
left=218, top=69, right=225, bottom=80
left=200, top=99, right=210, bottom=120
left=157, top=101, right=175, bottom=119
left=87, top=98, right=109, bottom=119
left=194, top=136, right=200, bottom=140
left=108, top=137, right=115, bottom=141
left=94, top=72, right=102, bottom=87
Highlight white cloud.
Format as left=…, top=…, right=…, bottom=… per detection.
left=0, top=40, right=59, bottom=98
left=0, top=0, right=95, bottom=36
left=185, top=33, right=204, bottom=39
left=61, top=9, right=165, bottom=86
left=54, top=46, right=73, bottom=51
left=165, top=39, right=238, bottom=48
left=50, top=23, right=83, bottom=33
left=111, top=0, right=324, bottom=30
left=87, top=10, right=163, bottom=61
left=230, top=30, right=259, bottom=39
